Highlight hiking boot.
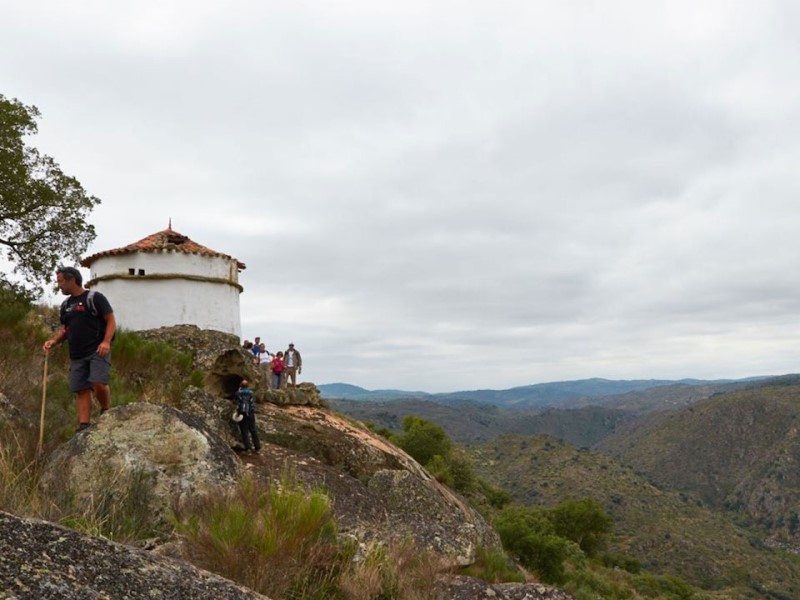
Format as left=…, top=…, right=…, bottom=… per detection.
left=76, top=423, right=92, bottom=434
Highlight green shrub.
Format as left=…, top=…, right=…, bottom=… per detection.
left=565, top=566, right=635, bottom=600
left=601, top=552, right=641, bottom=574
left=365, top=422, right=396, bottom=441
left=425, top=454, right=453, bottom=486
left=172, top=472, right=339, bottom=598
left=548, top=498, right=613, bottom=557
left=447, top=448, right=477, bottom=495
left=494, top=505, right=570, bottom=584
left=460, top=546, right=525, bottom=584
left=631, top=572, right=707, bottom=599
left=397, top=415, right=452, bottom=466
left=477, top=479, right=512, bottom=510
left=0, top=284, right=32, bottom=328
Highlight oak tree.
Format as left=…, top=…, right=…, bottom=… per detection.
left=0, top=94, right=99, bottom=297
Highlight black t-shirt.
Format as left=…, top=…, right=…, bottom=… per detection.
left=60, top=291, right=113, bottom=359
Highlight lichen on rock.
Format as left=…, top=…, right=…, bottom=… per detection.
left=42, top=402, right=242, bottom=529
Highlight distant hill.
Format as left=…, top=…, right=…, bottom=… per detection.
left=329, top=376, right=792, bottom=449
left=319, top=376, right=771, bottom=409
left=597, top=378, right=800, bottom=545
left=470, top=434, right=800, bottom=598
left=433, top=377, right=704, bottom=408
left=317, top=383, right=430, bottom=402
left=329, top=397, right=633, bottom=447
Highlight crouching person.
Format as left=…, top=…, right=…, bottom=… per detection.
left=234, top=379, right=260, bottom=455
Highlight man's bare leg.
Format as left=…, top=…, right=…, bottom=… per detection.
left=76, top=389, right=93, bottom=424
left=94, top=383, right=111, bottom=412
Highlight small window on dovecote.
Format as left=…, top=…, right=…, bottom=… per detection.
left=138, top=269, right=145, bottom=276
left=166, top=233, right=188, bottom=245
left=128, top=268, right=135, bottom=275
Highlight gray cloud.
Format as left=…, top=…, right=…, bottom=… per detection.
left=3, top=1, right=800, bottom=391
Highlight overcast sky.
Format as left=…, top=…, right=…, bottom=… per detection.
left=3, top=1, right=800, bottom=392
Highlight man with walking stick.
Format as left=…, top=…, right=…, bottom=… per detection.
left=42, top=267, right=115, bottom=433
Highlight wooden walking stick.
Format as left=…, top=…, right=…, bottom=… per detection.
left=37, top=353, right=48, bottom=456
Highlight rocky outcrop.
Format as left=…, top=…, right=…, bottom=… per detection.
left=39, top=385, right=499, bottom=568
left=42, top=402, right=242, bottom=528
left=138, top=325, right=326, bottom=408
left=0, top=510, right=268, bottom=599
left=6, top=327, right=577, bottom=599
left=179, top=384, right=243, bottom=449
left=138, top=325, right=258, bottom=398
left=246, top=402, right=500, bottom=566
left=259, top=382, right=324, bottom=407
left=443, top=576, right=576, bottom=599
left=0, top=508, right=574, bottom=600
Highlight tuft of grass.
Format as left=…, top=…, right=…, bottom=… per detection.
left=0, top=424, right=164, bottom=546
left=110, top=330, right=200, bottom=405
left=0, top=430, right=55, bottom=517
left=338, top=538, right=447, bottom=600
left=51, top=465, right=165, bottom=543
left=172, top=471, right=340, bottom=599
left=172, top=471, right=449, bottom=600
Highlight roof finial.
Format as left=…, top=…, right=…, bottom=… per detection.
left=168, top=218, right=172, bottom=231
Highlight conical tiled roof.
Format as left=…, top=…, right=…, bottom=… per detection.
left=80, top=227, right=246, bottom=270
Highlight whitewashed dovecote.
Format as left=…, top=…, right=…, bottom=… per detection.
left=80, top=225, right=246, bottom=336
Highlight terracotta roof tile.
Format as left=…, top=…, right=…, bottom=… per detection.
left=80, top=227, right=246, bottom=270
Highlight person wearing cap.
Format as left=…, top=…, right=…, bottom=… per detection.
left=283, top=343, right=302, bottom=388
left=43, top=266, right=116, bottom=432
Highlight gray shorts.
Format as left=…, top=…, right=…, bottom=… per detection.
left=69, top=352, right=112, bottom=393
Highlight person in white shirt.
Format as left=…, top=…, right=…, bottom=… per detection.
left=258, top=343, right=274, bottom=388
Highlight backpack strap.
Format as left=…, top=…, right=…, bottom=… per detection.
left=86, top=290, right=98, bottom=316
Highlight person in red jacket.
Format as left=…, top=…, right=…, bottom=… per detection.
left=270, top=351, right=285, bottom=390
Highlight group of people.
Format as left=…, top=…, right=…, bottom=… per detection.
left=39, top=264, right=302, bottom=461
left=234, top=338, right=303, bottom=455
left=241, top=337, right=302, bottom=390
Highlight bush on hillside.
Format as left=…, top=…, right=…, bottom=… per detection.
left=459, top=545, right=525, bottom=584
left=172, top=471, right=446, bottom=599
left=493, top=505, right=571, bottom=584
left=549, top=498, right=613, bottom=557
left=0, top=283, right=32, bottom=328
left=172, top=472, right=340, bottom=598
left=397, top=415, right=452, bottom=466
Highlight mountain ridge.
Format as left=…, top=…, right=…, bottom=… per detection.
left=319, top=375, right=774, bottom=408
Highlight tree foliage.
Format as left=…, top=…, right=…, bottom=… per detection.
left=397, top=415, right=452, bottom=467
left=494, top=505, right=570, bottom=584
left=0, top=94, right=99, bottom=296
left=549, top=498, right=613, bottom=557
left=493, top=499, right=615, bottom=584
